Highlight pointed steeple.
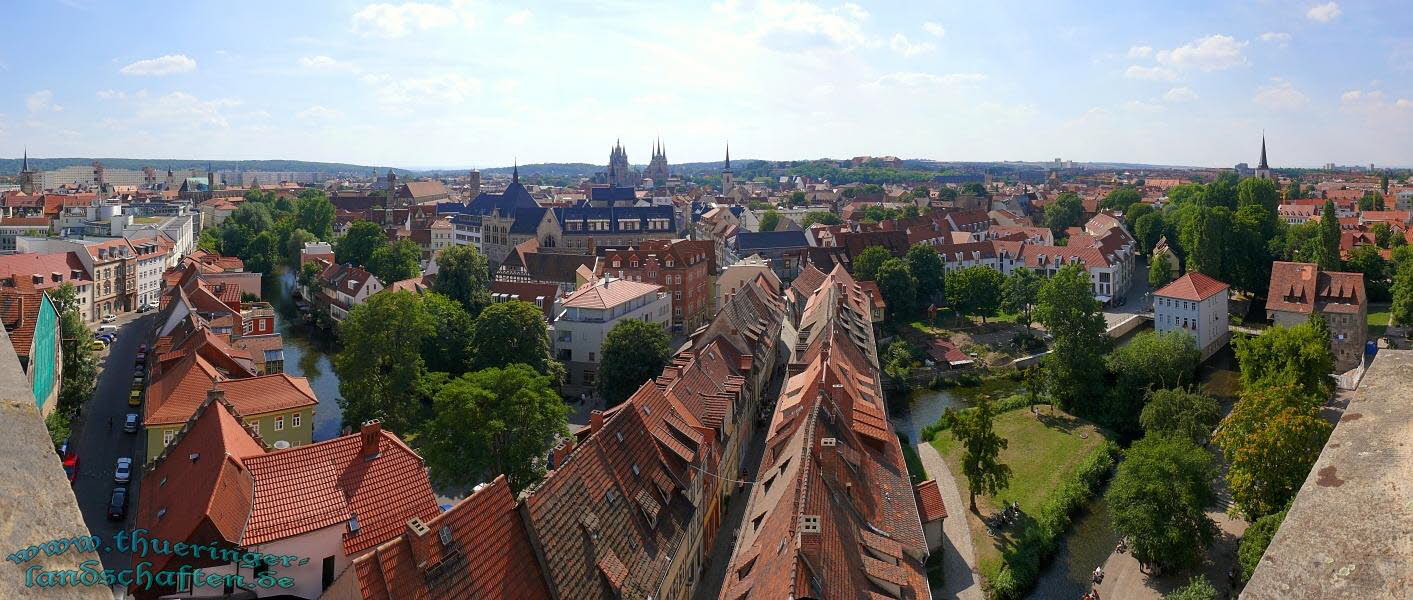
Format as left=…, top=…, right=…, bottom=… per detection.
left=512, top=159, right=519, bottom=184
left=1258, top=134, right=1269, bottom=170
left=724, top=143, right=731, bottom=171
left=22, top=147, right=27, bottom=172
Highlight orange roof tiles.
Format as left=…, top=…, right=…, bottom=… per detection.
left=1155, top=272, right=1230, bottom=302
left=915, top=479, right=947, bottom=522
left=561, top=277, right=662, bottom=310
left=1266, top=261, right=1367, bottom=316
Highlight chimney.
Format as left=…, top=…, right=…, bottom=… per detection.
left=360, top=419, right=383, bottom=458
left=589, top=410, right=604, bottom=433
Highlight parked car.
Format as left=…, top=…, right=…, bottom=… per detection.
left=89, top=341, right=106, bottom=351
left=129, top=388, right=142, bottom=407
left=101, top=314, right=117, bottom=323
left=138, top=344, right=147, bottom=353
left=58, top=443, right=79, bottom=484
left=136, top=353, right=147, bottom=364
left=123, top=413, right=139, bottom=433
left=107, top=487, right=128, bottom=520
left=97, top=324, right=118, bottom=334
left=113, top=457, right=132, bottom=483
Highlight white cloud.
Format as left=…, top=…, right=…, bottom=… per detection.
left=119, top=54, right=197, bottom=76
left=505, top=9, right=532, bottom=25
left=632, top=92, right=680, bottom=106
left=890, top=33, right=935, bottom=57
left=136, top=92, right=240, bottom=128
left=26, top=90, right=62, bottom=113
left=1127, top=45, right=1152, bottom=58
left=1121, top=100, right=1164, bottom=113
left=922, top=22, right=945, bottom=37
left=1157, top=35, right=1248, bottom=71
left=299, top=55, right=360, bottom=72
left=867, top=72, right=986, bottom=88
left=1259, top=32, right=1292, bottom=45
left=1340, top=89, right=1413, bottom=113
left=1399, top=99, right=1413, bottom=109
left=376, top=73, right=482, bottom=107
left=721, top=0, right=876, bottom=52
left=297, top=105, right=343, bottom=120
left=1306, top=2, right=1341, bottom=23
left=1253, top=78, right=1309, bottom=110
left=96, top=90, right=124, bottom=100
left=351, top=2, right=474, bottom=39
left=1163, top=86, right=1198, bottom=102
left=1124, top=65, right=1177, bottom=81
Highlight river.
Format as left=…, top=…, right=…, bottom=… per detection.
left=265, top=269, right=346, bottom=442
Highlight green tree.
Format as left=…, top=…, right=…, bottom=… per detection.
left=1140, top=389, right=1220, bottom=444
left=298, top=260, right=323, bottom=292
left=1205, top=171, right=1239, bottom=209
left=469, top=301, right=555, bottom=376
left=285, top=228, right=317, bottom=270
left=294, top=191, right=336, bottom=240
left=788, top=190, right=807, bottom=206
left=336, top=291, right=437, bottom=435
left=1237, top=508, right=1288, bottom=582
left=944, top=266, right=1004, bottom=323
left=906, top=244, right=945, bottom=301
left=367, top=239, right=422, bottom=283
left=1106, top=435, right=1217, bottom=571
left=1215, top=385, right=1332, bottom=517
left=1229, top=203, right=1277, bottom=293
left=1381, top=173, right=1390, bottom=194
left=1236, top=177, right=1280, bottom=214
left=1344, top=245, right=1390, bottom=301
left=220, top=224, right=256, bottom=258
left=757, top=209, right=780, bottom=232
left=1104, top=331, right=1201, bottom=438
left=875, top=257, right=919, bottom=321
left=51, top=284, right=96, bottom=412
left=597, top=319, right=671, bottom=408
left=883, top=339, right=915, bottom=389
left=1100, top=186, right=1142, bottom=212
left=1181, top=205, right=1231, bottom=280
left=1314, top=200, right=1342, bottom=270
left=243, top=231, right=279, bottom=275
left=1043, top=192, right=1084, bottom=237
left=230, top=202, right=275, bottom=232
left=1165, top=576, right=1219, bottom=600
left=1356, top=191, right=1384, bottom=212
left=1392, top=261, right=1413, bottom=326
left=853, top=246, right=892, bottom=281
left=420, top=293, right=476, bottom=375
left=1000, top=267, right=1042, bottom=329
left=420, top=364, right=570, bottom=493
left=336, top=221, right=388, bottom=267
left=1149, top=253, right=1174, bottom=289
left=943, top=395, right=1011, bottom=512
left=431, top=244, right=491, bottom=317
left=1371, top=222, right=1397, bottom=248
left=936, top=187, right=958, bottom=203
left=1232, top=323, right=1334, bottom=398
left=1132, top=212, right=1165, bottom=255
left=801, top=211, right=841, bottom=227
left=1036, top=264, right=1109, bottom=414
left=1125, top=202, right=1155, bottom=229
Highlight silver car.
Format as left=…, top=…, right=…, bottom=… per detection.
left=114, top=457, right=132, bottom=483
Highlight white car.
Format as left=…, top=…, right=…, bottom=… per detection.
left=101, top=314, right=117, bottom=323
left=113, top=457, right=132, bottom=483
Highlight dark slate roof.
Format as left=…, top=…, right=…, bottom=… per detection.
left=466, top=182, right=538, bottom=216
left=588, top=187, right=637, bottom=203
left=736, top=230, right=810, bottom=251
left=554, top=206, right=676, bottom=236
left=509, top=207, right=549, bottom=234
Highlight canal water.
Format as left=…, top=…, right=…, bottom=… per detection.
left=265, top=269, right=346, bottom=442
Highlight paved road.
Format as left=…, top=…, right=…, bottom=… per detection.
left=70, top=311, right=154, bottom=571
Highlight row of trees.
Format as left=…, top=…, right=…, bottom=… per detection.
left=197, top=188, right=337, bottom=276
left=332, top=221, right=422, bottom=284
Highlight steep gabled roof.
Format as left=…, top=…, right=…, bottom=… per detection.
left=1155, top=272, right=1230, bottom=302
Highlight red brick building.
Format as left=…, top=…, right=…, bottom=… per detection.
left=595, top=239, right=715, bottom=332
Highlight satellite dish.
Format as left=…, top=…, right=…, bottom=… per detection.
left=273, top=440, right=291, bottom=450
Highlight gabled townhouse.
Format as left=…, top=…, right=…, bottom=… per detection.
left=134, top=393, right=438, bottom=600
left=716, top=254, right=781, bottom=312
left=496, top=237, right=598, bottom=296
left=594, top=239, right=716, bottom=332
left=0, top=251, right=94, bottom=321
left=553, top=277, right=671, bottom=395
left=313, top=261, right=383, bottom=322
left=1154, top=272, right=1231, bottom=360
left=1266, top=262, right=1367, bottom=373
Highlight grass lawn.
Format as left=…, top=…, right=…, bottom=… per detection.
left=930, top=407, right=1109, bottom=583
left=1368, top=307, right=1391, bottom=338
left=900, top=438, right=927, bottom=485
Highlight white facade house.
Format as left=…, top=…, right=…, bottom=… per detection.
left=1154, top=272, right=1231, bottom=360
left=552, top=277, right=671, bottom=395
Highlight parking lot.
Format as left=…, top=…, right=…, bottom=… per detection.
left=69, top=310, right=153, bottom=572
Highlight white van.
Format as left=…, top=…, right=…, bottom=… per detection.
left=97, top=325, right=118, bottom=334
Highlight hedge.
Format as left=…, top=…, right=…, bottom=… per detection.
left=985, top=440, right=1120, bottom=599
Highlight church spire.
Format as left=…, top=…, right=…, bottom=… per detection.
left=22, top=147, right=27, bottom=172
left=512, top=158, right=519, bottom=184
left=1258, top=134, right=1269, bottom=170
left=724, top=143, right=731, bottom=171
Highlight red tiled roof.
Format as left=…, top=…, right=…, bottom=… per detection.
left=561, top=277, right=661, bottom=310
left=1266, top=261, right=1366, bottom=316
left=353, top=474, right=551, bottom=600
left=241, top=422, right=439, bottom=554
left=1154, top=272, right=1230, bottom=302
left=915, top=479, right=947, bottom=522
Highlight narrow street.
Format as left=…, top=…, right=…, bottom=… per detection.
left=70, top=311, right=153, bottom=572
left=691, top=365, right=781, bottom=600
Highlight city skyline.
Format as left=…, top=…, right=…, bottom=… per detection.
left=2, top=1, right=1411, bottom=168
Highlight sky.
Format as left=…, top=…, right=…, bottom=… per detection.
left=2, top=0, right=1411, bottom=169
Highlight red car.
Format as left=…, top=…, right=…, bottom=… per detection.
left=62, top=450, right=79, bottom=484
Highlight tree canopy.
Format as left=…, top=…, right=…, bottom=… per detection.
left=757, top=209, right=781, bottom=232
left=1043, top=192, right=1084, bottom=237
left=1000, top=267, right=1042, bottom=329
left=598, top=319, right=671, bottom=407
left=419, top=292, right=477, bottom=374
left=335, top=291, right=438, bottom=435
left=906, top=243, right=945, bottom=301
left=1140, top=389, right=1220, bottom=444
left=801, top=211, right=841, bottom=227
left=469, top=300, right=556, bottom=377
left=1232, top=323, right=1334, bottom=398
left=52, top=283, right=97, bottom=412
left=1100, top=186, right=1142, bottom=212
left=943, top=395, right=1011, bottom=512
left=1103, top=331, right=1201, bottom=438
left=367, top=238, right=422, bottom=284
left=944, top=266, right=1004, bottom=323
left=1106, top=435, right=1217, bottom=571
left=875, top=257, right=919, bottom=321
left=336, top=221, right=388, bottom=267
left=1036, top=264, right=1109, bottom=414
left=853, top=246, right=892, bottom=281
left=1215, top=385, right=1331, bottom=518
left=420, top=364, right=570, bottom=493
left=294, top=191, right=336, bottom=240
left=431, top=244, right=492, bottom=317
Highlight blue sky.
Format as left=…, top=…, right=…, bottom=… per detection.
left=2, top=0, right=1411, bottom=168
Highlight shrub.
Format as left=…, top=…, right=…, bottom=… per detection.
left=1165, top=576, right=1218, bottom=600
left=1238, top=508, right=1288, bottom=582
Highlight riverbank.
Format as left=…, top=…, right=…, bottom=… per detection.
left=265, top=269, right=346, bottom=441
